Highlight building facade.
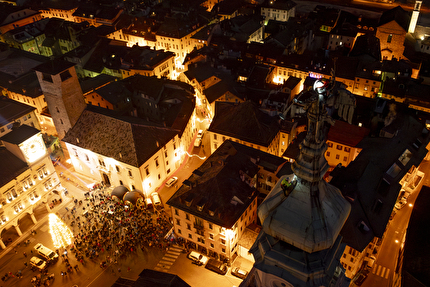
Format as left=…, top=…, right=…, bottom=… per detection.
left=0, top=125, right=60, bottom=249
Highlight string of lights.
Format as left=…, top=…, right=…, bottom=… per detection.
left=49, top=213, right=74, bottom=248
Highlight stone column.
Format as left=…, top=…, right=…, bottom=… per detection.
left=15, top=225, right=22, bottom=236
left=0, top=239, right=5, bottom=249
left=30, top=213, right=37, bottom=224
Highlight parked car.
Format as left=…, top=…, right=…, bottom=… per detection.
left=205, top=259, right=228, bottom=275
left=395, top=196, right=408, bottom=210
left=194, top=137, right=202, bottom=147
left=367, top=256, right=376, bottom=269
left=231, top=267, right=248, bottom=279
left=30, top=256, right=47, bottom=271
left=197, top=129, right=203, bottom=138
left=165, top=176, right=178, bottom=188
left=187, top=251, right=208, bottom=266
left=34, top=243, right=58, bottom=262
left=354, top=271, right=368, bottom=286
left=398, top=189, right=411, bottom=200
left=151, top=192, right=162, bottom=207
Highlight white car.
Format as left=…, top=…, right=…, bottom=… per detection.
left=30, top=256, right=47, bottom=270
left=197, top=130, right=203, bottom=138
left=151, top=192, right=162, bottom=207
left=395, top=196, right=407, bottom=210
left=194, top=137, right=202, bottom=147
left=187, top=251, right=208, bottom=266
left=165, top=176, right=178, bottom=188
left=34, top=243, right=58, bottom=261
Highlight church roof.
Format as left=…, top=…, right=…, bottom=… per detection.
left=378, top=6, right=410, bottom=32
left=258, top=176, right=351, bottom=253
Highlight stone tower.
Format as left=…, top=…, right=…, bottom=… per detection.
left=408, top=0, right=421, bottom=34
left=34, top=59, right=86, bottom=139
left=240, top=80, right=351, bottom=287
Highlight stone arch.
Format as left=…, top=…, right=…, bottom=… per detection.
left=102, top=173, right=111, bottom=186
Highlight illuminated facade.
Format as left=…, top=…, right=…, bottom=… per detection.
left=39, top=6, right=77, bottom=22
left=171, top=198, right=257, bottom=262
left=0, top=125, right=60, bottom=249
left=167, top=140, right=263, bottom=261
left=62, top=108, right=192, bottom=197
left=325, top=120, right=370, bottom=168
left=0, top=8, right=42, bottom=35
left=260, top=0, right=296, bottom=24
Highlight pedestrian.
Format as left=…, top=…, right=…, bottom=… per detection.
left=127, top=266, right=131, bottom=272
left=117, top=267, right=121, bottom=273
left=23, top=252, right=27, bottom=257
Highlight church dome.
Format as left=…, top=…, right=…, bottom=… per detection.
left=111, top=185, right=129, bottom=200
left=258, top=175, right=351, bottom=253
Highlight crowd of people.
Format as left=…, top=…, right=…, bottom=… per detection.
left=28, top=186, right=174, bottom=287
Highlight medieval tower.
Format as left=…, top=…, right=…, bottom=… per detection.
left=34, top=59, right=86, bottom=140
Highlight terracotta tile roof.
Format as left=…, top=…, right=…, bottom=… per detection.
left=327, top=120, right=369, bottom=147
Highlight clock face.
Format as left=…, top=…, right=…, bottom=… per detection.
left=22, top=136, right=46, bottom=163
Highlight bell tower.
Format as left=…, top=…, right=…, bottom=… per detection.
left=408, top=0, right=422, bottom=34
left=34, top=59, right=86, bottom=139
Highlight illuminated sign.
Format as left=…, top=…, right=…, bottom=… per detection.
left=309, top=72, right=323, bottom=79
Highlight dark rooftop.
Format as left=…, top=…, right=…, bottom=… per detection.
left=331, top=111, right=429, bottom=251
left=0, top=97, right=36, bottom=127
left=208, top=101, right=280, bottom=147
left=0, top=124, right=39, bottom=145
left=33, top=59, right=75, bottom=75
left=167, top=140, right=265, bottom=228
left=0, top=147, right=28, bottom=187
